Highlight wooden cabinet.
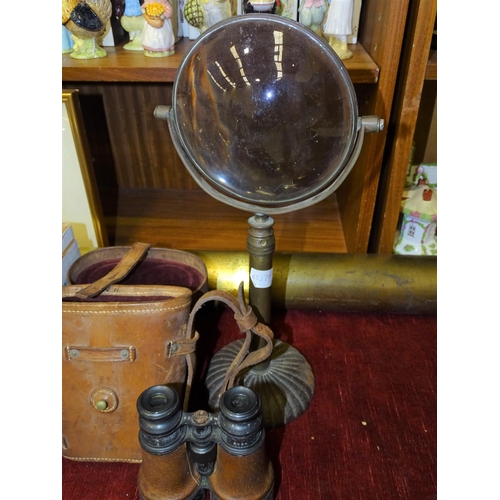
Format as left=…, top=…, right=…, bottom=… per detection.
left=62, top=0, right=412, bottom=254
left=369, top=0, right=437, bottom=253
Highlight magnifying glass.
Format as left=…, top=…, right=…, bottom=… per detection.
left=155, top=14, right=383, bottom=426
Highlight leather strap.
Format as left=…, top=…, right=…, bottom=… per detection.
left=75, top=242, right=151, bottom=299
left=166, top=331, right=200, bottom=357
left=183, top=283, right=274, bottom=411
left=64, top=345, right=137, bottom=362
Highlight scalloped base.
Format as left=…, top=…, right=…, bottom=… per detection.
left=144, top=48, right=175, bottom=58
left=206, top=339, right=315, bottom=427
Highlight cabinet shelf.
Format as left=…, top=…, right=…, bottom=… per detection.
left=101, top=188, right=346, bottom=253
left=62, top=37, right=379, bottom=84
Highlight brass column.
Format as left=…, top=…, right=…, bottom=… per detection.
left=205, top=214, right=315, bottom=428
left=247, top=214, right=275, bottom=358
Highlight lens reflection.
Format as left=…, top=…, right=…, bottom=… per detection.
left=173, top=14, right=358, bottom=207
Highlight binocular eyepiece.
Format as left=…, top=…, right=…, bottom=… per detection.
left=137, top=385, right=274, bottom=500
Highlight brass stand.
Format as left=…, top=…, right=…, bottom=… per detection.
left=206, top=214, right=315, bottom=428
left=247, top=214, right=275, bottom=326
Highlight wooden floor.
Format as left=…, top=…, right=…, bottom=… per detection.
left=102, top=188, right=347, bottom=253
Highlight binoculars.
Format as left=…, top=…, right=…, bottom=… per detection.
left=137, top=384, right=275, bottom=500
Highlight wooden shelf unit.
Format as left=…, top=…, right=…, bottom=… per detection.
left=63, top=1, right=412, bottom=254
left=369, top=0, right=437, bottom=253
left=62, top=37, right=380, bottom=84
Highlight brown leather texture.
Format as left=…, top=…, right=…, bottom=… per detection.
left=62, top=244, right=208, bottom=463
left=74, top=242, right=151, bottom=299
left=63, top=285, right=194, bottom=463
left=210, top=446, right=275, bottom=500
left=138, top=445, right=199, bottom=500
left=185, top=285, right=274, bottom=408
left=64, top=345, right=138, bottom=362
left=67, top=245, right=208, bottom=301
left=138, top=443, right=274, bottom=500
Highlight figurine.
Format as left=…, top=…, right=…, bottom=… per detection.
left=394, top=175, right=437, bottom=256
left=200, top=0, right=232, bottom=30
left=243, top=0, right=276, bottom=13
left=298, top=0, right=327, bottom=35
left=62, top=25, right=75, bottom=53
left=322, top=0, right=353, bottom=60
left=62, top=0, right=113, bottom=59
left=275, top=0, right=295, bottom=18
left=120, top=0, right=146, bottom=50
left=140, top=0, right=175, bottom=57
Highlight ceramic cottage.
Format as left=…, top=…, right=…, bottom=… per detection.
left=394, top=180, right=437, bottom=256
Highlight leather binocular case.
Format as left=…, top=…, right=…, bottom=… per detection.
left=62, top=243, right=208, bottom=462
left=137, top=384, right=275, bottom=500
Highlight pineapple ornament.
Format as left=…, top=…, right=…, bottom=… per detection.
left=184, top=0, right=205, bottom=31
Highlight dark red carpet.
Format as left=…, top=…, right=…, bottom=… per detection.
left=63, top=307, right=437, bottom=499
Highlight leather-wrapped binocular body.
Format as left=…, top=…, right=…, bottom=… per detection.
left=137, top=384, right=274, bottom=500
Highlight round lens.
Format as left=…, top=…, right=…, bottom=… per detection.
left=172, top=14, right=358, bottom=210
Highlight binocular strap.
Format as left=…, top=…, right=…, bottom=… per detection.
left=184, top=283, right=274, bottom=410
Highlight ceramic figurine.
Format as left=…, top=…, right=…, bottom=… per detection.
left=298, top=0, right=327, bottom=35
left=141, top=0, right=175, bottom=57
left=405, top=163, right=437, bottom=190
left=243, top=0, right=276, bottom=13
left=62, top=25, right=75, bottom=53
left=62, top=0, right=113, bottom=59
left=275, top=0, right=296, bottom=18
left=120, top=0, right=146, bottom=50
left=322, top=0, right=353, bottom=60
left=200, top=0, right=232, bottom=30
left=394, top=177, right=437, bottom=256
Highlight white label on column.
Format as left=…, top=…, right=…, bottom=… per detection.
left=250, top=268, right=273, bottom=288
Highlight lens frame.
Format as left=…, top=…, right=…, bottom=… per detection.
left=170, top=14, right=360, bottom=215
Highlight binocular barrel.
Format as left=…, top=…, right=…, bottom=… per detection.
left=218, top=387, right=264, bottom=455
left=137, top=385, right=199, bottom=500
left=138, top=385, right=186, bottom=455
left=137, top=385, right=274, bottom=500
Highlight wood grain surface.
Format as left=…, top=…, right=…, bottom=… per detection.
left=63, top=38, right=379, bottom=84
left=102, top=188, right=347, bottom=253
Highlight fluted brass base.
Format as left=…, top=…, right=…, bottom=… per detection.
left=206, top=339, right=315, bottom=428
